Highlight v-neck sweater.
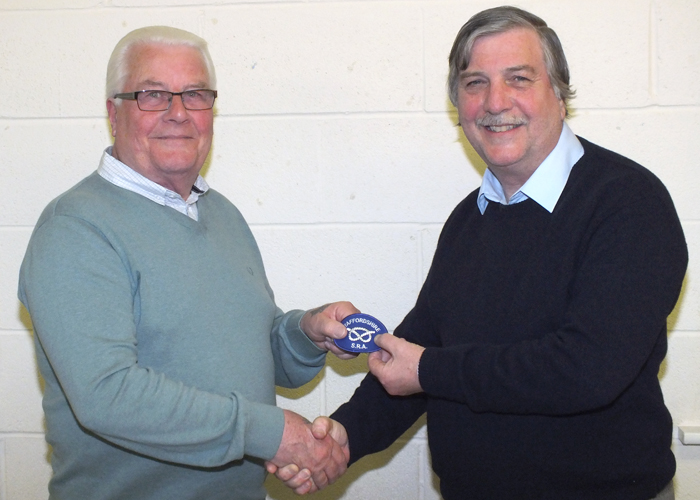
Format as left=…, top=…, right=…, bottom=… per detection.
left=19, top=172, right=325, bottom=500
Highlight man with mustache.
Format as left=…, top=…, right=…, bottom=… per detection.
left=18, top=26, right=353, bottom=500
left=275, top=6, right=687, bottom=499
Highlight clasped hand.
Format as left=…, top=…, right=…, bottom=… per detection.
left=271, top=310, right=425, bottom=494
left=267, top=413, right=349, bottom=495
left=368, top=333, right=425, bottom=396
left=301, top=301, right=360, bottom=360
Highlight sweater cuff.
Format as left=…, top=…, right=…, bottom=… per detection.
left=417, top=346, right=444, bottom=398
left=286, top=309, right=327, bottom=361
left=243, top=400, right=286, bottom=460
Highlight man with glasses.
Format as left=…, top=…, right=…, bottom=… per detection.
left=18, top=26, right=352, bottom=500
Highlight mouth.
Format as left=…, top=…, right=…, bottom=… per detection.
left=476, top=115, right=527, bottom=133
left=483, top=124, right=522, bottom=133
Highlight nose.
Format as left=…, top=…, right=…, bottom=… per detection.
left=483, top=80, right=512, bottom=114
left=164, top=94, right=189, bottom=121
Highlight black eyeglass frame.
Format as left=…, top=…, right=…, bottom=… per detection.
left=113, top=89, right=218, bottom=111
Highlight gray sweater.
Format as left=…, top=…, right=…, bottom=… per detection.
left=19, top=172, right=326, bottom=500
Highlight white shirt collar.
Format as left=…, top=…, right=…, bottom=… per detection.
left=97, top=147, right=209, bottom=220
left=477, top=122, right=584, bottom=214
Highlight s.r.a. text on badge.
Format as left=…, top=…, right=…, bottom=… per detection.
left=335, top=313, right=388, bottom=353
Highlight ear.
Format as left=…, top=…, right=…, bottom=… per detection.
left=558, top=98, right=567, bottom=121
left=106, top=99, right=118, bottom=138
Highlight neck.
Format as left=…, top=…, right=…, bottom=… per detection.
left=490, top=165, right=537, bottom=202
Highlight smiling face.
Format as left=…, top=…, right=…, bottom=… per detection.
left=457, top=28, right=566, bottom=189
left=107, top=43, right=214, bottom=198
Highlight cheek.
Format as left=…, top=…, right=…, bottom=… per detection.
left=457, top=97, right=481, bottom=124
left=127, top=115, right=158, bottom=143
left=195, top=117, right=214, bottom=146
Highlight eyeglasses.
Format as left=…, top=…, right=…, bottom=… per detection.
left=113, top=89, right=217, bottom=111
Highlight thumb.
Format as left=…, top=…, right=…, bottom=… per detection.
left=311, top=416, right=332, bottom=440
left=368, top=349, right=388, bottom=376
left=373, top=333, right=397, bottom=353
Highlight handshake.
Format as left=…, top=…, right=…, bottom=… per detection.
left=266, top=302, right=427, bottom=494
left=266, top=411, right=349, bottom=495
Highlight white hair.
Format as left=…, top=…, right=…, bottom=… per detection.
left=105, top=26, right=217, bottom=101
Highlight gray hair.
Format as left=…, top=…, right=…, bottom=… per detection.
left=106, top=26, right=217, bottom=101
left=447, top=6, right=574, bottom=114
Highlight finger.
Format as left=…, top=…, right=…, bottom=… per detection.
left=326, top=440, right=348, bottom=484
left=324, top=318, right=348, bottom=340
left=368, top=346, right=391, bottom=364
left=324, top=341, right=359, bottom=359
left=312, top=304, right=349, bottom=339
left=368, top=351, right=388, bottom=375
left=330, top=301, right=361, bottom=321
left=293, top=479, right=316, bottom=496
left=281, top=468, right=312, bottom=489
left=275, top=464, right=302, bottom=482
left=265, top=461, right=278, bottom=474
left=372, top=333, right=394, bottom=349
left=310, top=469, right=330, bottom=491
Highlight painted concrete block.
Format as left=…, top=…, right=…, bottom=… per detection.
left=275, top=370, right=325, bottom=422
left=656, top=0, right=700, bottom=105
left=208, top=114, right=481, bottom=225
left=0, top=9, right=207, bottom=118
left=0, top=0, right=99, bottom=7
left=0, top=334, right=44, bottom=433
left=203, top=3, right=423, bottom=115
left=663, top=332, right=700, bottom=423
left=250, top=224, right=422, bottom=329
left=0, top=228, right=32, bottom=331
left=0, top=119, right=113, bottom=226
left=3, top=436, right=51, bottom=500
left=672, top=438, right=700, bottom=500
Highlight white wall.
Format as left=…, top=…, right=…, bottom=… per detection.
left=0, top=1, right=698, bottom=499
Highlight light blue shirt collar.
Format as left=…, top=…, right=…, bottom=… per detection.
left=97, top=147, right=209, bottom=221
left=477, top=123, right=584, bottom=214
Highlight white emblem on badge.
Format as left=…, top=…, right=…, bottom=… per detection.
left=334, top=313, right=389, bottom=353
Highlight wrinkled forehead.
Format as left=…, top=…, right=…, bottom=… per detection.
left=125, top=43, right=211, bottom=88
left=469, top=28, right=544, bottom=64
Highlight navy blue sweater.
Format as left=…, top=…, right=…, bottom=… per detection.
left=333, top=138, right=687, bottom=500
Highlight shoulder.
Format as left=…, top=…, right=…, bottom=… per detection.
left=574, top=137, right=671, bottom=201
left=441, top=189, right=480, bottom=231
left=201, top=188, right=242, bottom=214
left=33, top=173, right=123, bottom=229
left=430, top=188, right=481, bottom=254
left=562, top=137, right=685, bottom=252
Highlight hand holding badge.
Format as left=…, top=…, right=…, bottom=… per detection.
left=334, top=313, right=388, bottom=353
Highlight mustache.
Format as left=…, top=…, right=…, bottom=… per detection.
left=476, top=115, right=527, bottom=127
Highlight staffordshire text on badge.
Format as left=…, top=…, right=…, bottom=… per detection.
left=335, top=313, right=388, bottom=353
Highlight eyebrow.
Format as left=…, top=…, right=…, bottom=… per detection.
left=135, top=79, right=210, bottom=90
left=461, top=64, right=538, bottom=78
left=504, top=65, right=537, bottom=74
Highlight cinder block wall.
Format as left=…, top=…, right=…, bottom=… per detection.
left=1, top=1, right=698, bottom=499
